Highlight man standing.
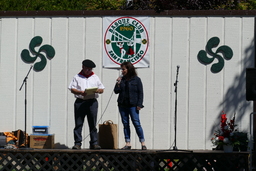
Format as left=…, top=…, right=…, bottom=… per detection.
left=68, top=59, right=104, bottom=149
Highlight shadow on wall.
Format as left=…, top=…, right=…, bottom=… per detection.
left=210, top=38, right=255, bottom=138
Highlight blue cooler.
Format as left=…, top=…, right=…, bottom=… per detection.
left=32, top=126, right=49, bottom=134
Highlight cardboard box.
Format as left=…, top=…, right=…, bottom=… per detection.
left=29, top=134, right=54, bottom=149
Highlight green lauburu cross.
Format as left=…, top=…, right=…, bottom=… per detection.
left=21, top=36, right=55, bottom=71
left=198, top=37, right=233, bottom=73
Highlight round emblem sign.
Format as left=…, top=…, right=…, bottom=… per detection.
left=104, top=17, right=149, bottom=65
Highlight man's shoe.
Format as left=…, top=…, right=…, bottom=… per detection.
left=72, top=145, right=81, bottom=149
left=90, top=144, right=101, bottom=149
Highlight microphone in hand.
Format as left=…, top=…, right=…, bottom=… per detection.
left=116, top=75, right=123, bottom=84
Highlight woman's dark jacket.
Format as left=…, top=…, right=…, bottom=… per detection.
left=114, top=76, right=144, bottom=108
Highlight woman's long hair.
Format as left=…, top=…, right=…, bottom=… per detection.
left=121, top=62, right=137, bottom=80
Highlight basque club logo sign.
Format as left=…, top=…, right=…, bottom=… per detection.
left=104, top=17, right=149, bottom=65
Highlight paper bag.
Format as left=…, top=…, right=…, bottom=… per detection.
left=99, top=120, right=118, bottom=149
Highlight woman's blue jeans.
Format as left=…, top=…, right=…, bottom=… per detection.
left=119, top=106, right=145, bottom=143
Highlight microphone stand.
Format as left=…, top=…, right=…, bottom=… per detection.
left=158, top=66, right=192, bottom=153
left=171, top=66, right=192, bottom=152
left=19, top=65, right=33, bottom=149
left=173, top=66, right=179, bottom=150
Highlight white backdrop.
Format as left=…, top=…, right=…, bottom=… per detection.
left=0, top=15, right=254, bottom=150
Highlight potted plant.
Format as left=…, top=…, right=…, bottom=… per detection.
left=211, top=112, right=248, bottom=152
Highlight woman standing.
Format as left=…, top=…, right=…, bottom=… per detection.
left=114, top=62, right=147, bottom=150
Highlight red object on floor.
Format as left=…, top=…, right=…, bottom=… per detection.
left=167, top=159, right=172, bottom=168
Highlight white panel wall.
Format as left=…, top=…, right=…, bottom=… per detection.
left=0, top=18, right=18, bottom=131
left=153, top=17, right=172, bottom=149
left=188, top=17, right=207, bottom=149
left=0, top=16, right=254, bottom=150
left=51, top=18, right=69, bottom=148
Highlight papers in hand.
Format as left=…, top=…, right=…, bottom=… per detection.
left=85, top=87, right=97, bottom=95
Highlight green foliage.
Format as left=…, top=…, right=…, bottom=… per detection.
left=0, top=0, right=256, bottom=11
left=85, top=0, right=126, bottom=10
left=0, top=0, right=125, bottom=11
left=150, top=0, right=256, bottom=10
left=245, top=0, right=256, bottom=9
left=233, top=132, right=248, bottom=151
